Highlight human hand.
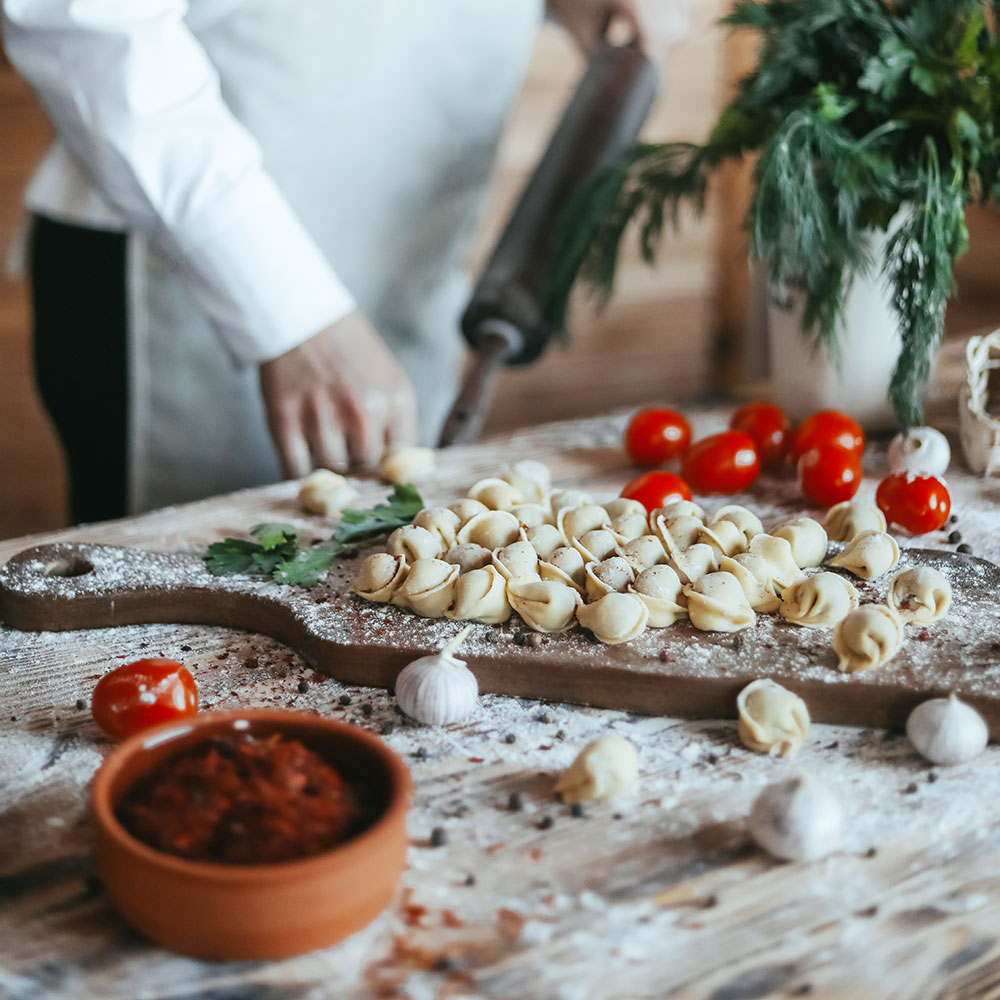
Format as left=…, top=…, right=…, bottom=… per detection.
left=546, top=0, right=647, bottom=55
left=258, top=312, right=417, bottom=478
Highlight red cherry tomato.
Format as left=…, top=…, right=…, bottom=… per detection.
left=624, top=408, right=692, bottom=466
left=797, top=445, right=862, bottom=507
left=876, top=472, right=951, bottom=534
left=91, top=658, right=199, bottom=739
left=790, top=410, right=865, bottom=461
left=621, top=471, right=691, bottom=512
left=730, top=402, right=791, bottom=468
left=681, top=431, right=760, bottom=494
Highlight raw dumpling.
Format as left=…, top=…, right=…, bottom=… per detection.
left=509, top=503, right=550, bottom=529
left=683, top=571, right=756, bottom=632
left=747, top=535, right=804, bottom=591
left=558, top=503, right=612, bottom=542
left=668, top=543, right=719, bottom=586
left=507, top=579, right=581, bottom=633
left=603, top=498, right=647, bottom=521
left=631, top=565, right=687, bottom=627
left=577, top=592, right=649, bottom=644
left=652, top=500, right=705, bottom=523
left=298, top=469, right=358, bottom=517
left=574, top=529, right=620, bottom=562
left=391, top=558, right=459, bottom=618
left=887, top=566, right=952, bottom=624
left=652, top=513, right=703, bottom=555
left=445, top=543, right=493, bottom=574
left=697, top=519, right=748, bottom=558
left=711, top=504, right=763, bottom=544
left=772, top=517, right=828, bottom=568
left=448, top=498, right=488, bottom=526
left=584, top=557, right=635, bottom=601
left=555, top=735, right=638, bottom=802
left=832, top=605, right=904, bottom=673
left=549, top=488, right=593, bottom=515
left=386, top=524, right=443, bottom=562
left=523, top=523, right=565, bottom=560
left=610, top=511, right=649, bottom=541
left=467, top=477, right=522, bottom=511
left=541, top=546, right=587, bottom=589
left=779, top=572, right=859, bottom=628
left=823, top=500, right=886, bottom=542
left=413, top=506, right=461, bottom=551
left=718, top=554, right=781, bottom=613
left=737, top=679, right=810, bottom=757
left=502, top=459, right=551, bottom=504
left=828, top=529, right=900, bottom=579
left=446, top=565, right=511, bottom=623
left=352, top=553, right=408, bottom=602
left=618, top=535, right=668, bottom=574
left=457, top=510, right=521, bottom=550
left=492, top=541, right=540, bottom=582
left=380, top=445, right=436, bottom=485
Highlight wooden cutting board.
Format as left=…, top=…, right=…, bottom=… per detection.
left=3, top=540, right=1000, bottom=736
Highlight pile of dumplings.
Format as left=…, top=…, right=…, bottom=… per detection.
left=350, top=462, right=952, bottom=668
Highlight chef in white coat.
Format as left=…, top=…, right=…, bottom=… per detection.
left=2, top=0, right=644, bottom=523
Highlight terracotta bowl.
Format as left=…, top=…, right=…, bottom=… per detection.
left=91, top=709, right=412, bottom=960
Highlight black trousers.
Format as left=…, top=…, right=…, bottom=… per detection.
left=30, top=216, right=129, bottom=525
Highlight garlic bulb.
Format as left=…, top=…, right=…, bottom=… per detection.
left=298, top=469, right=358, bottom=517
left=395, top=627, right=478, bottom=725
left=748, top=774, right=844, bottom=862
left=554, top=735, right=638, bottom=803
left=906, top=694, right=988, bottom=766
left=888, top=426, right=951, bottom=476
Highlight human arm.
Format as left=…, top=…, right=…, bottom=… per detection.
left=546, top=0, right=647, bottom=54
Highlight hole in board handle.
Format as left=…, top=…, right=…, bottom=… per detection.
left=43, top=557, right=94, bottom=579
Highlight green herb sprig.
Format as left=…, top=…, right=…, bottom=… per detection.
left=544, top=0, right=1000, bottom=427
left=204, top=484, right=424, bottom=588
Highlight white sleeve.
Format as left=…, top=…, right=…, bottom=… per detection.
left=2, top=0, right=356, bottom=364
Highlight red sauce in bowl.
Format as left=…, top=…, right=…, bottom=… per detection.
left=116, top=732, right=364, bottom=864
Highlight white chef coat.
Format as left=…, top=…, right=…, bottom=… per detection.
left=2, top=0, right=542, bottom=510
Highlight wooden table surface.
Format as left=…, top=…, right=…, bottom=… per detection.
left=5, top=342, right=1000, bottom=1000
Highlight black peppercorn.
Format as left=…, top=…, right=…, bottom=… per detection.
left=297, top=680, right=309, bottom=694
left=75, top=698, right=86, bottom=711
left=502, top=733, right=516, bottom=744
left=948, top=530, right=961, bottom=544
left=508, top=791, right=524, bottom=812
left=957, top=543, right=973, bottom=554
left=361, top=702, right=373, bottom=716
left=338, top=694, right=352, bottom=706
left=430, top=826, right=448, bottom=847
left=569, top=803, right=585, bottom=818
left=538, top=815, right=554, bottom=830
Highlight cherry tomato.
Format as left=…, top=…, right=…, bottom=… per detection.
left=876, top=472, right=951, bottom=534
left=624, top=408, right=692, bottom=466
left=730, top=402, right=791, bottom=468
left=797, top=445, right=862, bottom=507
left=92, top=658, right=198, bottom=739
left=790, top=410, right=865, bottom=462
left=621, top=471, right=691, bottom=512
left=681, top=431, right=760, bottom=494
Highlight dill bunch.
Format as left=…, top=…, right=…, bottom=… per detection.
left=544, top=0, right=1000, bottom=427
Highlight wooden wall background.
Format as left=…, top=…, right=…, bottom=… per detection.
left=2, top=8, right=998, bottom=539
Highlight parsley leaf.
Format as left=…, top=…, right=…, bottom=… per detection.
left=335, top=484, right=424, bottom=543
left=205, top=538, right=262, bottom=576
left=251, top=523, right=299, bottom=550
left=272, top=548, right=338, bottom=588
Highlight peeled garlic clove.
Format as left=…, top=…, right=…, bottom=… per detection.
left=888, top=426, right=950, bottom=476
left=446, top=565, right=511, bottom=624
left=395, top=631, right=478, bottom=725
left=749, top=774, right=844, bottom=862
left=771, top=517, right=828, bottom=568
left=887, top=566, right=952, bottom=625
left=468, top=477, right=522, bottom=511
left=298, top=469, right=359, bottom=517
left=683, top=571, right=755, bottom=632
left=906, top=693, right=988, bottom=765
left=577, top=591, right=649, bottom=644
left=492, top=540, right=540, bottom=582
left=391, top=558, right=460, bottom=617
left=444, top=543, right=493, bottom=574
left=380, top=445, right=436, bottom=485
left=507, top=579, right=581, bottom=633
left=554, top=735, right=638, bottom=803
left=832, top=604, right=903, bottom=673
left=413, top=506, right=461, bottom=551
left=737, top=679, right=810, bottom=757
left=386, top=524, right=443, bottom=562
left=828, top=529, right=899, bottom=579
left=352, top=553, right=408, bottom=602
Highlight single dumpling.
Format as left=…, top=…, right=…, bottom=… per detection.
left=631, top=564, right=687, bottom=627
left=446, top=565, right=511, bottom=624
left=549, top=488, right=593, bottom=515
left=573, top=529, right=620, bottom=563
left=736, top=679, right=810, bottom=757
left=771, top=517, right=828, bottom=568
left=584, top=557, right=635, bottom=601
left=444, top=543, right=493, bottom=574
left=492, top=541, right=540, bottom=582
left=448, top=498, right=489, bottom=526
left=391, top=558, right=459, bottom=618
left=711, top=504, right=763, bottom=544
left=668, top=543, right=719, bottom=586
left=413, top=506, right=461, bottom=551
left=554, top=735, right=638, bottom=803
left=618, top=535, right=668, bottom=574
left=652, top=513, right=703, bottom=556
left=652, top=500, right=706, bottom=523
left=718, top=554, right=780, bottom=613
left=467, top=477, right=522, bottom=511
left=507, top=579, right=581, bottom=633
left=386, top=524, right=443, bottom=562
left=352, top=553, right=408, bottom=602
left=558, top=503, right=612, bottom=542
left=509, top=503, right=550, bottom=529
left=832, top=605, right=904, bottom=673
left=603, top=498, right=647, bottom=521
left=610, top=511, right=649, bottom=541
left=523, top=523, right=565, bottom=560
left=823, top=500, right=887, bottom=542
left=887, top=566, right=952, bottom=624
left=828, top=529, right=900, bottom=579
left=747, top=534, right=804, bottom=591
left=380, top=445, right=436, bottom=485
left=298, top=469, right=358, bottom=517
left=683, top=571, right=756, bottom=632
left=501, top=459, right=551, bottom=504
left=779, top=572, right=859, bottom=628
left=540, top=546, right=587, bottom=589
left=457, top=509, right=521, bottom=550
left=577, top=592, right=649, bottom=644
left=697, top=519, right=748, bottom=558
